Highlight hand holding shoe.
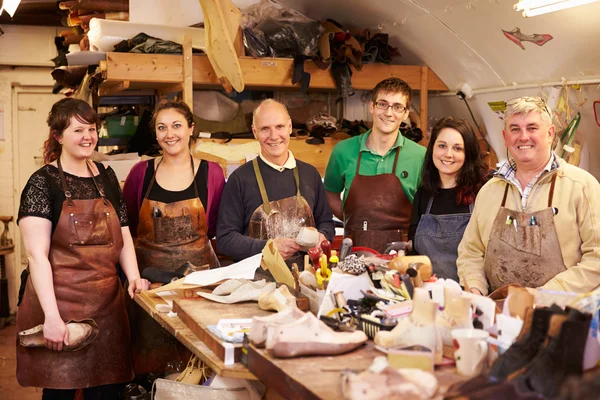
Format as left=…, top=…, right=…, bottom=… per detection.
left=273, top=238, right=303, bottom=260
left=43, top=315, right=69, bottom=351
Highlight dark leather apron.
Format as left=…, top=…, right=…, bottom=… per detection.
left=414, top=195, right=473, bottom=282
left=483, top=174, right=566, bottom=292
left=16, top=160, right=132, bottom=389
left=343, top=147, right=412, bottom=253
left=131, top=156, right=217, bottom=375
left=248, top=158, right=315, bottom=273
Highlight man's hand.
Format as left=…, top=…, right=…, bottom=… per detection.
left=273, top=238, right=303, bottom=260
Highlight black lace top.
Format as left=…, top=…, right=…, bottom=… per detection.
left=18, top=162, right=128, bottom=233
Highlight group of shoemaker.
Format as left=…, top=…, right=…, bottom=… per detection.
left=14, top=76, right=600, bottom=397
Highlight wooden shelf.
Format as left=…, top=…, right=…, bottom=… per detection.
left=98, top=50, right=448, bottom=134
left=100, top=53, right=447, bottom=92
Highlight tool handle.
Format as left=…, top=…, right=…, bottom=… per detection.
left=339, top=237, right=353, bottom=261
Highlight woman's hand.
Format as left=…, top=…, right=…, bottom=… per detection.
left=43, top=315, right=69, bottom=351
left=128, top=278, right=150, bottom=298
left=469, top=287, right=483, bottom=296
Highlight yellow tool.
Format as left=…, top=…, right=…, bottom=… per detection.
left=316, top=254, right=332, bottom=289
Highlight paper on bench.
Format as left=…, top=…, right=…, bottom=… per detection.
left=183, top=253, right=263, bottom=286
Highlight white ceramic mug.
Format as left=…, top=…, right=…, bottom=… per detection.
left=452, top=329, right=489, bottom=377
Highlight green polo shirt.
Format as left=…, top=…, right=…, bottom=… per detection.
left=324, top=130, right=426, bottom=206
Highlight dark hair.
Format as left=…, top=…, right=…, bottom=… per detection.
left=421, top=117, right=489, bottom=205
left=43, top=98, right=99, bottom=164
left=371, top=77, right=412, bottom=110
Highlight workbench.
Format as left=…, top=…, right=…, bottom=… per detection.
left=134, top=290, right=256, bottom=380
left=135, top=289, right=467, bottom=399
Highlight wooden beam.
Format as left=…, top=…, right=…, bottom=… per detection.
left=156, top=83, right=183, bottom=97
left=98, top=80, right=130, bottom=96
left=420, top=66, right=429, bottom=141
left=102, top=53, right=449, bottom=92
left=182, top=35, right=193, bottom=109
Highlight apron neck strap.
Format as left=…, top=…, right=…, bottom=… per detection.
left=548, top=173, right=557, bottom=207
left=425, top=195, right=434, bottom=214
left=57, top=158, right=107, bottom=207
left=143, top=155, right=199, bottom=200
left=355, top=146, right=401, bottom=176
left=252, top=157, right=272, bottom=215
left=501, top=173, right=558, bottom=208
left=252, top=158, right=302, bottom=214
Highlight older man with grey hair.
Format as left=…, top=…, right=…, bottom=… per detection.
left=457, top=96, right=600, bottom=295
left=216, top=99, right=334, bottom=264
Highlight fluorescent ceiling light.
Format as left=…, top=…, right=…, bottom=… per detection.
left=514, top=0, right=600, bottom=16
left=1, top=0, right=22, bottom=18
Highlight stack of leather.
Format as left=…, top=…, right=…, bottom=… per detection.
left=60, top=0, right=129, bottom=33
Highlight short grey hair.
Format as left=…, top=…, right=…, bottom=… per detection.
left=252, top=99, right=290, bottom=127
left=505, top=96, right=553, bottom=126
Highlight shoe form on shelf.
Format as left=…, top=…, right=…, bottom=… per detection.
left=512, top=308, right=592, bottom=398
left=248, top=306, right=305, bottom=348
left=489, top=305, right=566, bottom=382
left=436, top=287, right=473, bottom=348
left=18, top=319, right=99, bottom=351
left=258, top=284, right=297, bottom=312
left=341, top=356, right=439, bottom=400
left=267, top=312, right=368, bottom=358
left=374, top=287, right=442, bottom=364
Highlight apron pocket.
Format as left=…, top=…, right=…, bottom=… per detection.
left=350, top=229, right=404, bottom=254
left=499, top=224, right=541, bottom=257
left=154, top=214, right=198, bottom=244
left=70, top=212, right=112, bottom=246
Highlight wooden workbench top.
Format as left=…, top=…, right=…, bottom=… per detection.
left=134, top=291, right=256, bottom=380
left=246, top=342, right=466, bottom=400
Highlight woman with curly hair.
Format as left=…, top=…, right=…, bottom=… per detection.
left=408, top=117, right=489, bottom=282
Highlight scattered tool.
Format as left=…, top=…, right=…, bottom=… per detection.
left=339, top=237, right=353, bottom=261
left=321, top=239, right=332, bottom=260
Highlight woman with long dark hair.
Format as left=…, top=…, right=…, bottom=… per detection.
left=408, top=117, right=489, bottom=282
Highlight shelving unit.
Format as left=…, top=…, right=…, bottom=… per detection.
left=98, top=49, right=448, bottom=133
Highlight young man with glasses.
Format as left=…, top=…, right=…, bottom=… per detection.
left=457, top=96, right=600, bottom=296
left=324, top=77, right=426, bottom=253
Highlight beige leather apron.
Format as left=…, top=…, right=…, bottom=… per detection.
left=131, top=156, right=217, bottom=375
left=343, top=147, right=412, bottom=253
left=17, top=160, right=132, bottom=388
left=483, top=174, right=566, bottom=292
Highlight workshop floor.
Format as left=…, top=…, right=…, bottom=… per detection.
left=0, top=319, right=41, bottom=400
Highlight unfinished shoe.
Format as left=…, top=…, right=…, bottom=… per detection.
left=269, top=312, right=368, bottom=358
left=374, top=287, right=442, bottom=363
left=18, top=319, right=99, bottom=351
left=437, top=287, right=472, bottom=348
left=198, top=280, right=275, bottom=304
left=212, top=279, right=266, bottom=295
left=248, top=306, right=306, bottom=348
left=342, top=356, right=438, bottom=400
left=258, top=284, right=297, bottom=312
left=505, top=286, right=534, bottom=320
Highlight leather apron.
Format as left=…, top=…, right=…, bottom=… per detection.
left=343, top=147, right=412, bottom=253
left=16, top=160, right=132, bottom=389
left=248, top=158, right=315, bottom=273
left=131, top=156, right=217, bottom=375
left=483, top=174, right=566, bottom=292
left=414, top=195, right=473, bottom=282
left=135, top=156, right=218, bottom=272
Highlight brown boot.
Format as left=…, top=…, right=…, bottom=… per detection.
left=512, top=308, right=592, bottom=397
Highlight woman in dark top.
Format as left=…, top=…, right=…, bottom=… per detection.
left=16, top=98, right=149, bottom=398
left=408, top=117, right=489, bottom=282
left=122, top=101, right=225, bottom=375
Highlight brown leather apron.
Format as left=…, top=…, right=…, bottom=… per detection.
left=131, top=156, right=217, bottom=375
left=16, top=160, right=132, bottom=389
left=248, top=158, right=315, bottom=273
left=343, top=147, right=412, bottom=253
left=483, top=174, right=566, bottom=292
left=248, top=158, right=316, bottom=240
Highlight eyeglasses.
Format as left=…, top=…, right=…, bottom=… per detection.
left=374, top=100, right=407, bottom=114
